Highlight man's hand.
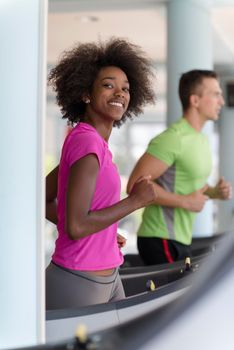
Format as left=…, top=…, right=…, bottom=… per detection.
left=206, top=177, right=232, bottom=200
left=183, top=184, right=209, bottom=212
left=214, top=177, right=232, bottom=199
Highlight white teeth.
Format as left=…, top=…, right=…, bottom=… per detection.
left=109, top=102, right=123, bottom=107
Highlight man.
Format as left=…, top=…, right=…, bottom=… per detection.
left=127, top=69, right=232, bottom=265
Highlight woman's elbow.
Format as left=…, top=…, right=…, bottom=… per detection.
left=126, top=181, right=132, bottom=195
left=65, top=222, right=87, bottom=240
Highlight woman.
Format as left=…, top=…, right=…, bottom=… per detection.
left=46, top=37, right=157, bottom=309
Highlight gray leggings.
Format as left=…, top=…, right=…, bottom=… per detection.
left=46, top=262, right=125, bottom=310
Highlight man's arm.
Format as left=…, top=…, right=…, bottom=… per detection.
left=127, top=152, right=208, bottom=212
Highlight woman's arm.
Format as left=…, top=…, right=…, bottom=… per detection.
left=65, top=154, right=157, bottom=240
left=46, top=165, right=59, bottom=225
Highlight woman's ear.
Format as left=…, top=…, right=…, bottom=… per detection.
left=82, top=95, right=90, bottom=104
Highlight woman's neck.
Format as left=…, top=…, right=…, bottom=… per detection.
left=83, top=116, right=113, bottom=142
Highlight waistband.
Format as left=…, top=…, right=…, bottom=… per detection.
left=51, top=261, right=119, bottom=284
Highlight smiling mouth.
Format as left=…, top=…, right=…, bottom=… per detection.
left=109, top=102, right=124, bottom=108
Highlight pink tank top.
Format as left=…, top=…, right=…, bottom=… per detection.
left=52, top=122, right=123, bottom=270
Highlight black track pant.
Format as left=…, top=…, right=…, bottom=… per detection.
left=137, top=236, right=192, bottom=265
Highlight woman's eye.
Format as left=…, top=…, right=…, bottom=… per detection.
left=103, top=83, right=113, bottom=88
left=123, top=87, right=130, bottom=93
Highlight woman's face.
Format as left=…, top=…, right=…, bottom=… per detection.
left=86, top=66, right=130, bottom=123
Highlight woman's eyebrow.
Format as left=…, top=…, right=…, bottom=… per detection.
left=101, top=76, right=129, bottom=84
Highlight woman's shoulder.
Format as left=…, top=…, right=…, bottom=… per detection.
left=62, top=123, right=107, bottom=165
left=65, top=123, right=103, bottom=147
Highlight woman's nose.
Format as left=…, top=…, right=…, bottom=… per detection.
left=114, top=90, right=124, bottom=98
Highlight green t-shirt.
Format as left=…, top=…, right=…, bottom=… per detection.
left=138, top=118, right=212, bottom=245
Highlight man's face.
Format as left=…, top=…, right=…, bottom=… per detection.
left=194, top=77, right=225, bottom=121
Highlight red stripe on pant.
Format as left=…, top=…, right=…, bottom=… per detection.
left=162, top=239, right=174, bottom=263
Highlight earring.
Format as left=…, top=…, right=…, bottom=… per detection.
left=85, top=98, right=90, bottom=104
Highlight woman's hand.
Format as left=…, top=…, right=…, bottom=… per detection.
left=129, top=175, right=158, bottom=208
left=117, top=233, right=127, bottom=249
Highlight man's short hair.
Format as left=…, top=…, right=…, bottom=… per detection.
left=179, top=69, right=218, bottom=111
